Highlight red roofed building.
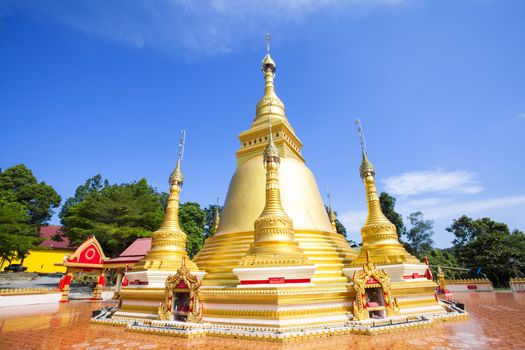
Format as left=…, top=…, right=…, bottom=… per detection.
left=104, top=238, right=152, bottom=293
left=104, top=238, right=152, bottom=269
left=38, top=225, right=73, bottom=250
left=1, top=225, right=77, bottom=273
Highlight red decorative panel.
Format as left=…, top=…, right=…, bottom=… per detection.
left=67, top=243, right=104, bottom=265
left=269, top=277, right=285, bottom=284
left=467, top=285, right=478, bottom=290
left=239, top=278, right=310, bottom=285
left=176, top=281, right=188, bottom=289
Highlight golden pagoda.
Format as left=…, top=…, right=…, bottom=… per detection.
left=112, top=131, right=204, bottom=320
left=95, top=34, right=468, bottom=339
left=343, top=120, right=447, bottom=318
left=193, top=34, right=357, bottom=287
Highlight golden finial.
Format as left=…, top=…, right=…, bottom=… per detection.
left=354, top=119, right=375, bottom=179
left=170, top=130, right=185, bottom=186
left=261, top=33, right=276, bottom=73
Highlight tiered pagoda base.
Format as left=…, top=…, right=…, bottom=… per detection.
left=93, top=304, right=468, bottom=341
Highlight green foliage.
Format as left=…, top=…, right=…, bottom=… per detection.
left=0, top=165, right=58, bottom=264
left=179, top=202, right=206, bottom=257
left=0, top=198, right=41, bottom=264
left=203, top=205, right=222, bottom=240
left=0, top=164, right=61, bottom=225
left=60, top=176, right=165, bottom=257
left=426, top=248, right=461, bottom=279
left=405, top=211, right=434, bottom=258
left=379, top=192, right=405, bottom=238
left=447, top=215, right=525, bottom=287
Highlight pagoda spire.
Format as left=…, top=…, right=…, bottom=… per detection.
left=133, top=130, right=199, bottom=272
left=210, top=196, right=220, bottom=236
left=239, top=113, right=311, bottom=267
left=327, top=193, right=337, bottom=233
left=351, top=120, right=419, bottom=266
left=252, top=33, right=289, bottom=128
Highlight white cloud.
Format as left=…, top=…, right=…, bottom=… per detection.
left=339, top=210, right=367, bottom=235
left=383, top=169, right=483, bottom=196
left=2, top=0, right=408, bottom=56
left=399, top=195, right=525, bottom=221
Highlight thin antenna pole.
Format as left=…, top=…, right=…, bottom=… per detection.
left=178, top=130, right=186, bottom=162
left=354, top=119, right=367, bottom=156
left=266, top=33, right=271, bottom=54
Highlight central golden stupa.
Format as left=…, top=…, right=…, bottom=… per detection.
left=193, top=39, right=356, bottom=287
left=97, top=35, right=467, bottom=340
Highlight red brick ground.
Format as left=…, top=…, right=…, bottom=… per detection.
left=0, top=292, right=523, bottom=349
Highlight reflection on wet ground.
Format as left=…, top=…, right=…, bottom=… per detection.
left=0, top=292, right=524, bottom=349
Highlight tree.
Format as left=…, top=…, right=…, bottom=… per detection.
left=0, top=164, right=61, bottom=225
left=447, top=215, right=525, bottom=287
left=60, top=176, right=165, bottom=257
left=405, top=211, right=434, bottom=258
left=324, top=205, right=347, bottom=238
left=379, top=192, right=405, bottom=238
left=179, top=202, right=206, bottom=257
left=0, top=199, right=40, bottom=266
left=426, top=248, right=461, bottom=279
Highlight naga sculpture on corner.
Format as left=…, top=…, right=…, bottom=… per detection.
left=351, top=251, right=399, bottom=321
left=158, top=263, right=203, bottom=323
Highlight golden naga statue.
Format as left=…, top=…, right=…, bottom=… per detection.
left=437, top=265, right=448, bottom=291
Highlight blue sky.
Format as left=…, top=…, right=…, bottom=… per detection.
left=1, top=0, right=524, bottom=247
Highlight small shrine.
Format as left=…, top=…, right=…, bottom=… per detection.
left=158, top=260, right=203, bottom=323
left=55, top=236, right=107, bottom=302
left=351, top=251, right=399, bottom=321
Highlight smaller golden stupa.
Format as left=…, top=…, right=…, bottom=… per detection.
left=343, top=120, right=447, bottom=318
left=113, top=131, right=204, bottom=320
left=234, top=115, right=315, bottom=283
left=349, top=120, right=420, bottom=267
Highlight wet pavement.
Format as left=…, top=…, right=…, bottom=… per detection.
left=0, top=292, right=524, bottom=349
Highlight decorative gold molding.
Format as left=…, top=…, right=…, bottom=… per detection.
left=0, top=288, right=58, bottom=295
